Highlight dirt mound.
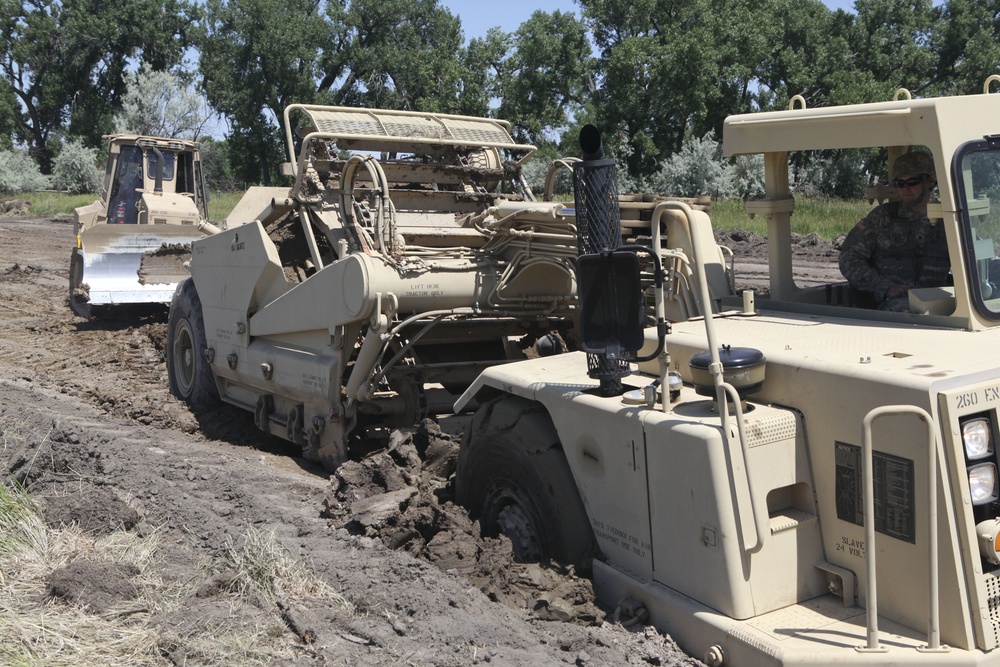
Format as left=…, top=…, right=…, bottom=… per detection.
left=42, top=483, right=140, bottom=534
left=47, top=560, right=141, bottom=613
left=714, top=227, right=840, bottom=262
left=0, top=198, right=30, bottom=216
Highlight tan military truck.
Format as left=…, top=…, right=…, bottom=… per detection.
left=454, top=79, right=1000, bottom=665
left=166, top=105, right=717, bottom=469
left=71, top=135, right=216, bottom=317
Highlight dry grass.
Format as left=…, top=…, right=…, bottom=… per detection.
left=220, top=526, right=352, bottom=608
left=0, top=476, right=351, bottom=666
left=0, top=480, right=164, bottom=666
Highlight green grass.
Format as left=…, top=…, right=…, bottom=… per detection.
left=12, top=192, right=97, bottom=218
left=207, top=191, right=244, bottom=223
left=9, top=191, right=244, bottom=224
left=8, top=191, right=871, bottom=240
left=712, top=196, right=871, bottom=240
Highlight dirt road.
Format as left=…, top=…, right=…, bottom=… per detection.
left=0, top=214, right=710, bottom=665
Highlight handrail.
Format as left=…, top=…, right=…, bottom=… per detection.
left=652, top=201, right=766, bottom=554
left=859, top=406, right=941, bottom=652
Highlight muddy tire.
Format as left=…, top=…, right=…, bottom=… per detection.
left=68, top=249, right=91, bottom=318
left=456, top=395, right=597, bottom=573
left=167, top=278, right=220, bottom=409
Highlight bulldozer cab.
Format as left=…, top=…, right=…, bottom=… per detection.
left=100, top=137, right=208, bottom=226
left=106, top=144, right=143, bottom=225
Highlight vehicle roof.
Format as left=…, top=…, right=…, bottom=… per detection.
left=724, top=91, right=1000, bottom=157
left=102, top=134, right=201, bottom=151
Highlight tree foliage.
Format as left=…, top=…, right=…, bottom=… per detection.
left=198, top=0, right=328, bottom=185
left=114, top=64, right=207, bottom=139
left=498, top=11, right=594, bottom=144
left=3, top=0, right=1000, bottom=192
left=0, top=149, right=49, bottom=194
left=319, top=0, right=466, bottom=112
left=0, top=0, right=197, bottom=171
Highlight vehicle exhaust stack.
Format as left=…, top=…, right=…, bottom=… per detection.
left=572, top=125, right=630, bottom=395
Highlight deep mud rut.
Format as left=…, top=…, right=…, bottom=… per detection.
left=0, top=215, right=839, bottom=666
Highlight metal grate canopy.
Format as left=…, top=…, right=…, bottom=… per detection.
left=289, top=105, right=533, bottom=152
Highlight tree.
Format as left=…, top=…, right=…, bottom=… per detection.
left=198, top=0, right=329, bottom=185
left=454, top=28, right=509, bottom=118
left=51, top=139, right=102, bottom=194
left=753, top=0, right=855, bottom=110
left=0, top=80, right=16, bottom=150
left=0, top=148, right=49, bottom=193
left=198, top=0, right=470, bottom=184
left=929, top=0, right=1000, bottom=97
left=580, top=0, right=771, bottom=176
left=498, top=11, right=595, bottom=145
left=844, top=0, right=937, bottom=100
left=113, top=64, right=207, bottom=139
left=0, top=0, right=198, bottom=171
left=318, top=0, right=466, bottom=112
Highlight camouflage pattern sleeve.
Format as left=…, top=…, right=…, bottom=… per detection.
left=838, top=209, right=896, bottom=303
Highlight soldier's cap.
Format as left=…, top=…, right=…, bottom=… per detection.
left=893, top=151, right=935, bottom=179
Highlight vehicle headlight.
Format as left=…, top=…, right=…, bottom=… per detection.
left=963, top=418, right=993, bottom=460
left=969, top=463, right=999, bottom=505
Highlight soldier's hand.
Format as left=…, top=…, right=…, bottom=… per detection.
left=885, top=283, right=908, bottom=299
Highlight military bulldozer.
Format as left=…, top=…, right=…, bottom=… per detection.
left=71, top=135, right=217, bottom=317
left=452, top=79, right=1000, bottom=665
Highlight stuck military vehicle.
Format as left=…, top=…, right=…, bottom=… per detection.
left=169, top=80, right=1000, bottom=666
left=453, top=80, right=1000, bottom=665
left=71, top=135, right=215, bottom=317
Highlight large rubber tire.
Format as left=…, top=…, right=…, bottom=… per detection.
left=456, top=395, right=597, bottom=573
left=166, top=279, right=221, bottom=410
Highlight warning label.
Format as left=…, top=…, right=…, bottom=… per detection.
left=835, top=441, right=915, bottom=544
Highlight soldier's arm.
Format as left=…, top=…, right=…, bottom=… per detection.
left=839, top=219, right=896, bottom=302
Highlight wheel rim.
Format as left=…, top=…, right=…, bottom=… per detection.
left=172, top=318, right=196, bottom=397
left=490, top=490, right=543, bottom=563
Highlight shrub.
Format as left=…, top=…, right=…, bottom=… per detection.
left=648, top=131, right=736, bottom=198
left=0, top=150, right=50, bottom=194
left=615, top=133, right=766, bottom=200
left=51, top=139, right=102, bottom=194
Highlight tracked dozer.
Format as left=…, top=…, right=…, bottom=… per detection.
left=70, top=135, right=216, bottom=317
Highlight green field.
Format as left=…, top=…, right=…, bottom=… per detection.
left=711, top=197, right=870, bottom=238
left=10, top=191, right=870, bottom=240
left=12, top=191, right=244, bottom=225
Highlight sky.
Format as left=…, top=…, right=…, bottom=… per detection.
left=441, top=0, right=860, bottom=42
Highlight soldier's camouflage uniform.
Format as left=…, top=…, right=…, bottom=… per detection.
left=838, top=200, right=951, bottom=311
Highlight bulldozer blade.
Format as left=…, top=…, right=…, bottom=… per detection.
left=77, top=225, right=206, bottom=306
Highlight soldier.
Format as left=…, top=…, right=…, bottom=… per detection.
left=839, top=151, right=950, bottom=311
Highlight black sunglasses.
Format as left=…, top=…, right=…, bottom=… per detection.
left=894, top=176, right=925, bottom=188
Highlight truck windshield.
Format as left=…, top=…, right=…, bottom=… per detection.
left=956, top=142, right=1000, bottom=320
